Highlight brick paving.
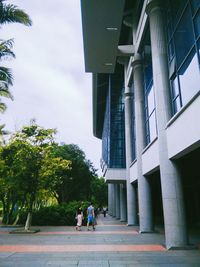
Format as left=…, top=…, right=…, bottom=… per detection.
left=0, top=214, right=200, bottom=266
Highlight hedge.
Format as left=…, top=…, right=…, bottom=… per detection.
left=17, top=201, right=91, bottom=226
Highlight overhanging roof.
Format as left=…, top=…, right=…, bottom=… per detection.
left=81, top=0, right=125, bottom=73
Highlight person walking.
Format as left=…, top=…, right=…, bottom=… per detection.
left=75, top=203, right=83, bottom=231
left=87, top=202, right=95, bottom=231
left=103, top=206, right=107, bottom=217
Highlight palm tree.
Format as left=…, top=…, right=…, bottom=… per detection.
left=0, top=39, right=14, bottom=113
left=0, top=0, right=32, bottom=112
left=0, top=0, right=32, bottom=26
left=0, top=123, right=9, bottom=144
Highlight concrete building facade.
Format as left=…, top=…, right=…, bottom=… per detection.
left=80, top=0, right=200, bottom=249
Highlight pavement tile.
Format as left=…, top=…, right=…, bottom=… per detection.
left=0, top=244, right=166, bottom=252
left=0, top=214, right=199, bottom=266
left=78, top=260, right=109, bottom=267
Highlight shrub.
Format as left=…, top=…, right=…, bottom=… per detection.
left=17, top=200, right=101, bottom=226
left=17, top=201, right=89, bottom=226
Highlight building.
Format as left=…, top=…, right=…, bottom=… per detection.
left=80, top=0, right=200, bottom=249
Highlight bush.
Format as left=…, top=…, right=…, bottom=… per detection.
left=17, top=201, right=89, bottom=226
left=17, top=200, right=101, bottom=226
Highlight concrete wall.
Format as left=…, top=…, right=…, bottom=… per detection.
left=104, top=168, right=126, bottom=183
left=167, top=93, right=200, bottom=159
left=129, top=160, right=137, bottom=183
left=142, top=139, right=159, bottom=175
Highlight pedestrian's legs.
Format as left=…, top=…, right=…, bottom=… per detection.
left=92, top=217, right=95, bottom=230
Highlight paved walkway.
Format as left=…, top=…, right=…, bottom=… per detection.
left=0, top=214, right=200, bottom=266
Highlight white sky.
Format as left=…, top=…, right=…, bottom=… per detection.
left=0, top=0, right=102, bottom=175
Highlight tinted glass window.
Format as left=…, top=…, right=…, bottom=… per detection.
left=147, top=85, right=155, bottom=115
left=194, top=10, right=200, bottom=38
left=179, top=49, right=200, bottom=105
left=149, top=112, right=157, bottom=141
left=169, top=0, right=187, bottom=25
left=167, top=0, right=200, bottom=115
left=172, top=76, right=180, bottom=98
left=191, top=0, right=200, bottom=14
left=174, top=7, right=195, bottom=68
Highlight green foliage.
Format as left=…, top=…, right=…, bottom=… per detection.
left=49, top=144, right=96, bottom=204
left=0, top=1, right=32, bottom=26
left=90, top=177, right=108, bottom=207
left=0, top=121, right=107, bottom=226
left=0, top=66, right=14, bottom=113
left=18, top=201, right=84, bottom=226
left=0, top=122, right=71, bottom=226
left=0, top=39, right=15, bottom=60
left=0, top=0, right=32, bottom=114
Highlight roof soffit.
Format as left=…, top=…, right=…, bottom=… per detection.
left=81, top=0, right=125, bottom=73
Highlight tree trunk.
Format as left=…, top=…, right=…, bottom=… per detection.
left=2, top=194, right=11, bottom=225
left=13, top=197, right=26, bottom=226
left=24, top=193, right=34, bottom=231
left=24, top=212, right=32, bottom=231
left=13, top=213, right=20, bottom=226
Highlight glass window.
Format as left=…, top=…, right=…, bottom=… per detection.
left=198, top=39, right=200, bottom=58
left=144, top=85, right=157, bottom=144
left=171, top=76, right=180, bottom=98
left=191, top=0, right=200, bottom=14
left=174, top=7, right=195, bottom=68
left=194, top=10, right=200, bottom=38
left=168, top=40, right=175, bottom=62
left=109, top=75, right=126, bottom=168
left=149, top=112, right=157, bottom=141
left=130, top=82, right=136, bottom=162
left=147, top=85, right=155, bottom=115
left=102, top=90, right=110, bottom=166
left=173, top=96, right=182, bottom=113
left=167, top=0, right=200, bottom=115
left=143, top=53, right=157, bottom=145
left=144, top=63, right=153, bottom=90
left=179, top=49, right=200, bottom=105
left=169, top=0, right=188, bottom=25
left=171, top=77, right=182, bottom=113
left=145, top=121, right=150, bottom=144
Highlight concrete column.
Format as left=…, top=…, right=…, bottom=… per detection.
left=109, top=183, right=115, bottom=216
left=124, top=64, right=138, bottom=225
left=132, top=54, right=154, bottom=233
left=120, top=184, right=127, bottom=221
left=115, top=184, right=120, bottom=219
left=108, top=183, right=112, bottom=215
left=112, top=183, right=116, bottom=217
left=146, top=0, right=188, bottom=249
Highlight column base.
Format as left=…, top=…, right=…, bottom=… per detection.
left=167, top=244, right=197, bottom=250
left=139, top=230, right=155, bottom=234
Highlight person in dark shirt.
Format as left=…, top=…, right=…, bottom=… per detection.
left=87, top=202, right=95, bottom=231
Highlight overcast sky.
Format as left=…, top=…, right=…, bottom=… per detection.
left=1, top=0, right=102, bottom=175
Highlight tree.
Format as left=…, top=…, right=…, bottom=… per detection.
left=49, top=144, right=96, bottom=204
left=0, top=122, right=55, bottom=227
left=39, top=145, right=71, bottom=202
left=0, top=0, right=32, bottom=26
left=0, top=1, right=32, bottom=112
left=11, top=123, right=57, bottom=230
left=0, top=122, right=72, bottom=227
left=0, top=123, right=9, bottom=144
left=0, top=39, right=14, bottom=112
left=90, top=176, right=108, bottom=207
